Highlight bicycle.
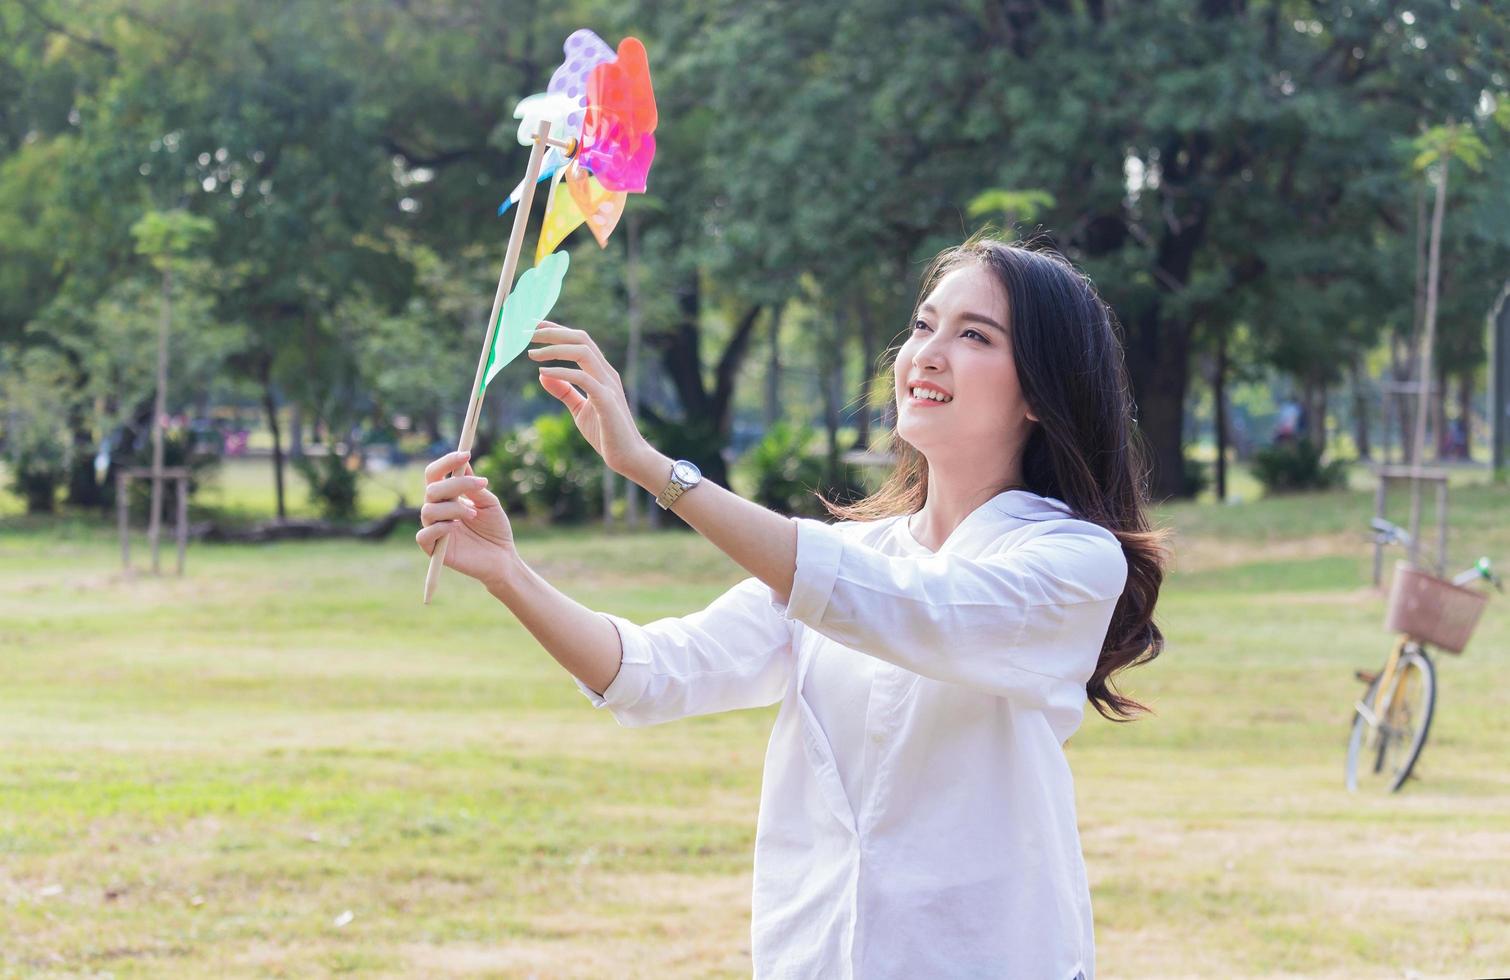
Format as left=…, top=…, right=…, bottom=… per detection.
left=1345, top=518, right=1501, bottom=793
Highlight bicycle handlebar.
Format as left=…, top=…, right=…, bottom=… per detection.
left=1370, top=517, right=1412, bottom=549
left=1369, top=519, right=1500, bottom=593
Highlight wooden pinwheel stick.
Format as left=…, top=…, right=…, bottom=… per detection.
left=424, top=118, right=569, bottom=604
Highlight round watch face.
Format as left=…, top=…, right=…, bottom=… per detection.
left=671, top=460, right=701, bottom=485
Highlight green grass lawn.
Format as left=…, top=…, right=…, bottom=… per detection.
left=2, top=472, right=1509, bottom=977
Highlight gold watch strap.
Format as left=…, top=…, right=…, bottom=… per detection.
left=655, top=461, right=696, bottom=510
left=655, top=480, right=687, bottom=510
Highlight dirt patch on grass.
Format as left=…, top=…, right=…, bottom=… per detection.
left=400, top=871, right=751, bottom=978
left=1170, top=532, right=1360, bottom=573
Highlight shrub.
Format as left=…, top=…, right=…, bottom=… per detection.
left=1183, top=455, right=1211, bottom=498
left=1251, top=438, right=1348, bottom=495
left=744, top=423, right=868, bottom=519
left=477, top=412, right=604, bottom=524
left=748, top=422, right=827, bottom=515
left=296, top=448, right=360, bottom=520
left=6, top=440, right=64, bottom=514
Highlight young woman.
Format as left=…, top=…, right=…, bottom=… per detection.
left=416, top=237, right=1165, bottom=979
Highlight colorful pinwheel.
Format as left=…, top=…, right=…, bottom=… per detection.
left=500, top=29, right=658, bottom=261
left=424, top=30, right=657, bottom=603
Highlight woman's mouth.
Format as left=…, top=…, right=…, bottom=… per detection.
left=907, top=385, right=953, bottom=406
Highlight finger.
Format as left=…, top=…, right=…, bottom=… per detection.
left=538, top=365, right=606, bottom=395
left=425, top=474, right=490, bottom=504
left=526, top=343, right=616, bottom=383
left=540, top=374, right=588, bottom=412
left=465, top=482, right=505, bottom=511
left=415, top=520, right=457, bottom=555
left=533, top=322, right=603, bottom=357
left=425, top=450, right=471, bottom=483
left=421, top=499, right=477, bottom=526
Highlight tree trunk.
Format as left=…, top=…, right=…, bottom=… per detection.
left=1457, top=370, right=1473, bottom=460
left=624, top=212, right=644, bottom=528
left=853, top=294, right=879, bottom=450
left=66, top=409, right=103, bottom=508
left=1299, top=378, right=1327, bottom=454
left=650, top=273, right=763, bottom=491
left=1493, top=283, right=1510, bottom=475
left=1432, top=363, right=1448, bottom=459
left=601, top=465, right=615, bottom=529
left=259, top=355, right=287, bottom=520
left=1316, top=384, right=1329, bottom=455
left=764, top=303, right=783, bottom=429
left=1122, top=310, right=1192, bottom=499
left=1350, top=357, right=1372, bottom=461
left=1213, top=333, right=1228, bottom=502
left=820, top=308, right=846, bottom=479
left=290, top=401, right=304, bottom=460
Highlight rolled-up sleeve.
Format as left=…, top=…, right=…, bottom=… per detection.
left=771, top=517, right=1129, bottom=703
left=574, top=577, right=797, bottom=727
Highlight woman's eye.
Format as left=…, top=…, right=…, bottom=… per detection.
left=964, top=328, right=988, bottom=342
left=912, top=319, right=932, bottom=332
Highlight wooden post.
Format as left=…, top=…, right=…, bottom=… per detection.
left=1434, top=478, right=1448, bottom=576
left=118, top=469, right=131, bottom=576
left=176, top=474, right=189, bottom=576
left=1408, top=159, right=1449, bottom=568
left=149, top=264, right=172, bottom=574
left=1372, top=476, right=1387, bottom=587
left=423, top=119, right=557, bottom=604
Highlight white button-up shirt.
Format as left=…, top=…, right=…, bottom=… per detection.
left=576, top=489, right=1127, bottom=979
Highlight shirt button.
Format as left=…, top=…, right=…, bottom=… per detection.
left=869, top=731, right=884, bottom=744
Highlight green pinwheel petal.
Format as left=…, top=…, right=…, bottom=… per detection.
left=481, top=250, right=570, bottom=394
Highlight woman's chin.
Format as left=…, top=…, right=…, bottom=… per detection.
left=896, top=419, right=945, bottom=450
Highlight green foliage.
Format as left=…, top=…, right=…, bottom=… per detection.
left=7, top=444, right=64, bottom=514
left=1411, top=123, right=1489, bottom=174
left=477, top=413, right=604, bottom=524
left=295, top=450, right=360, bottom=520
left=1251, top=439, right=1349, bottom=495
left=966, top=188, right=1057, bottom=227
left=4, top=0, right=1510, bottom=513
left=1183, top=455, right=1212, bottom=499
left=0, top=347, right=75, bottom=513
left=130, top=210, right=216, bottom=270
left=747, top=422, right=827, bottom=517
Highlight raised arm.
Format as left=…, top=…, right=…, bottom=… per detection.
left=415, top=450, right=794, bottom=725
left=521, top=323, right=1124, bottom=702
left=526, top=322, right=799, bottom=602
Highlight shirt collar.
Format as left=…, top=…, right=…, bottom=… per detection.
left=894, top=488, right=1075, bottom=555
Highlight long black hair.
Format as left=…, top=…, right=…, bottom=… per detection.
left=824, top=235, right=1167, bottom=720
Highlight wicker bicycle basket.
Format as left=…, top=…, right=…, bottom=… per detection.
left=1384, top=560, right=1489, bottom=654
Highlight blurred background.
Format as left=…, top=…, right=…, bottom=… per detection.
left=2, top=1, right=1508, bottom=977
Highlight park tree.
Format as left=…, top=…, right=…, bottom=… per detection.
left=970, top=0, right=1508, bottom=496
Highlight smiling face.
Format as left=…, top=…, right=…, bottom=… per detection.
left=894, top=260, right=1037, bottom=473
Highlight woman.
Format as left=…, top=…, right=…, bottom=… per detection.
left=416, top=237, right=1166, bottom=979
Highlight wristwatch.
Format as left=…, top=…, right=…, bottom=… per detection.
left=655, top=458, right=702, bottom=510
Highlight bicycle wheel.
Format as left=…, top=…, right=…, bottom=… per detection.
left=1345, top=645, right=1436, bottom=793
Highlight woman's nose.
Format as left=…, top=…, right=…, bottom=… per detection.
left=912, top=334, right=948, bottom=370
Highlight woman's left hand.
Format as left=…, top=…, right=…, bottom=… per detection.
left=527, top=322, right=652, bottom=476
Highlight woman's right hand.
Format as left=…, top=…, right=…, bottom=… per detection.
left=415, top=450, right=517, bottom=590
